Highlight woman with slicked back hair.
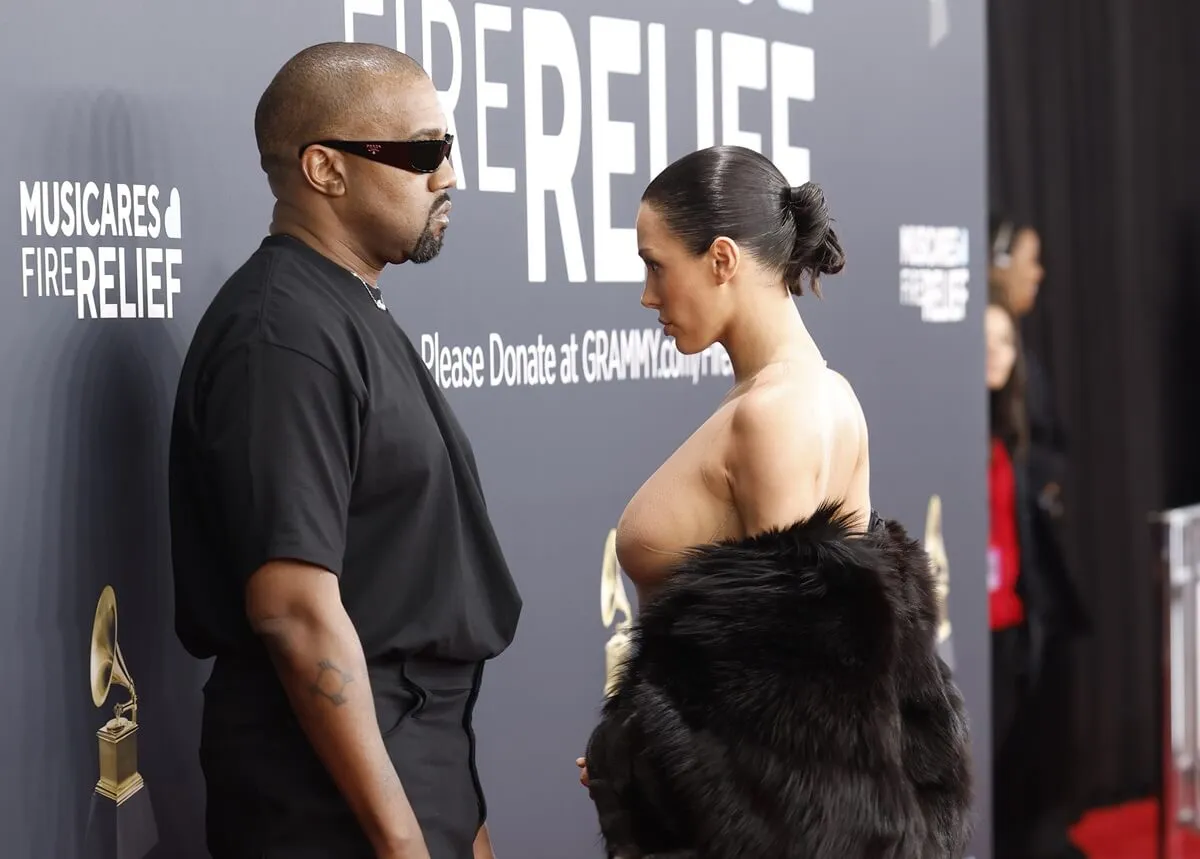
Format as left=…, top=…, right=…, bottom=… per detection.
left=577, top=145, right=973, bottom=859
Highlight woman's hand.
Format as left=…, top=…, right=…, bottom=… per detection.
left=576, top=757, right=590, bottom=788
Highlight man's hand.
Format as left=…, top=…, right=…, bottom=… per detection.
left=577, top=756, right=590, bottom=788
left=1039, top=481, right=1064, bottom=519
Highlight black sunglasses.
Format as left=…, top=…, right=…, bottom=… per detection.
left=298, top=134, right=454, bottom=174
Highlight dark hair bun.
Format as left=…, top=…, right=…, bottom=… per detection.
left=784, top=182, right=846, bottom=297
left=640, top=146, right=846, bottom=297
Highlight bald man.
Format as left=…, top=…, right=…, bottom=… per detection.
left=169, top=43, right=522, bottom=859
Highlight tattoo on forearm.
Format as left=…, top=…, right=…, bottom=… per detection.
left=310, top=659, right=354, bottom=706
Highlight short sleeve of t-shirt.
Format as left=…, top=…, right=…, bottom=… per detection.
left=201, top=340, right=361, bottom=584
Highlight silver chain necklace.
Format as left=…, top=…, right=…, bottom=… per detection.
left=350, top=270, right=387, bottom=312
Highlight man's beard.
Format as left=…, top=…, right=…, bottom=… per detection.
left=410, top=194, right=449, bottom=264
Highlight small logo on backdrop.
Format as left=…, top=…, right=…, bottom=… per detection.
left=18, top=180, right=184, bottom=321
left=898, top=225, right=970, bottom=323
left=84, top=585, right=158, bottom=859
left=923, top=494, right=954, bottom=671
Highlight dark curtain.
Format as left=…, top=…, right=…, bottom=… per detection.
left=988, top=0, right=1200, bottom=811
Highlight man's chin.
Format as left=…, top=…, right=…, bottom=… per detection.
left=409, top=233, right=445, bottom=265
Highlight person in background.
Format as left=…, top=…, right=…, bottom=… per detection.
left=989, top=216, right=1062, bottom=520
left=986, top=297, right=1039, bottom=859
left=989, top=216, right=1089, bottom=859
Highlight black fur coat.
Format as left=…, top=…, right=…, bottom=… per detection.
left=584, top=503, right=973, bottom=859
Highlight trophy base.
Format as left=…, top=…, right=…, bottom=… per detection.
left=95, top=720, right=145, bottom=805
left=84, top=782, right=158, bottom=859
left=95, top=773, right=145, bottom=805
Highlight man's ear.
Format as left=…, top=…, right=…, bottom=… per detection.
left=299, top=146, right=348, bottom=197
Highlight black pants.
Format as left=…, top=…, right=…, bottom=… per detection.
left=993, top=625, right=1081, bottom=859
left=200, top=655, right=485, bottom=859
left=992, top=626, right=1031, bottom=858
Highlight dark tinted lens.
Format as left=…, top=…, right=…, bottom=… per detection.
left=404, top=136, right=452, bottom=172
left=402, top=140, right=443, bottom=172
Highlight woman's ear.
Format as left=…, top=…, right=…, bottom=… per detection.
left=709, top=236, right=740, bottom=285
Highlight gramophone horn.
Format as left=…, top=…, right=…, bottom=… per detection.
left=90, top=585, right=136, bottom=709
left=600, top=528, right=631, bottom=629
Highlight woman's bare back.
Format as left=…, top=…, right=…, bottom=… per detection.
left=615, top=360, right=870, bottom=604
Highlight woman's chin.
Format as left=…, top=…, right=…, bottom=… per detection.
left=663, top=324, right=714, bottom=356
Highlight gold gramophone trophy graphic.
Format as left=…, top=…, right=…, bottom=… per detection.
left=923, top=494, right=955, bottom=671
left=83, top=585, right=158, bottom=859
left=600, top=528, right=634, bottom=697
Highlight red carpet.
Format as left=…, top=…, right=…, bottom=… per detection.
left=1071, top=798, right=1200, bottom=859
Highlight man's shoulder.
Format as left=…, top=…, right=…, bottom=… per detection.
left=191, top=239, right=361, bottom=372
left=222, top=236, right=355, bottom=328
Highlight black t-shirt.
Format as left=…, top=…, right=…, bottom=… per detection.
left=169, top=234, right=522, bottom=666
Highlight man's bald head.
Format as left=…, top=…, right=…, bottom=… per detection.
left=254, top=42, right=428, bottom=189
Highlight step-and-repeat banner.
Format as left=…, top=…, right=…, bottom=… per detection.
left=0, top=0, right=989, bottom=856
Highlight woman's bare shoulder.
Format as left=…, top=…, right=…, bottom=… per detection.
left=729, top=366, right=869, bottom=482
left=735, top=364, right=861, bottom=430
left=825, top=369, right=869, bottom=439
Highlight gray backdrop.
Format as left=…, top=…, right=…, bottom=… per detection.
left=0, top=1, right=990, bottom=857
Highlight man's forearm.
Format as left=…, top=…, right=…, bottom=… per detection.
left=474, top=822, right=496, bottom=859
left=258, top=610, right=423, bottom=856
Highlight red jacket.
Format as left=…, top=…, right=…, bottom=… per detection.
left=989, top=437, right=1026, bottom=630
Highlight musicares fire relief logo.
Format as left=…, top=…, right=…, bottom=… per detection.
left=18, top=180, right=184, bottom=321
left=898, top=225, right=970, bottom=324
